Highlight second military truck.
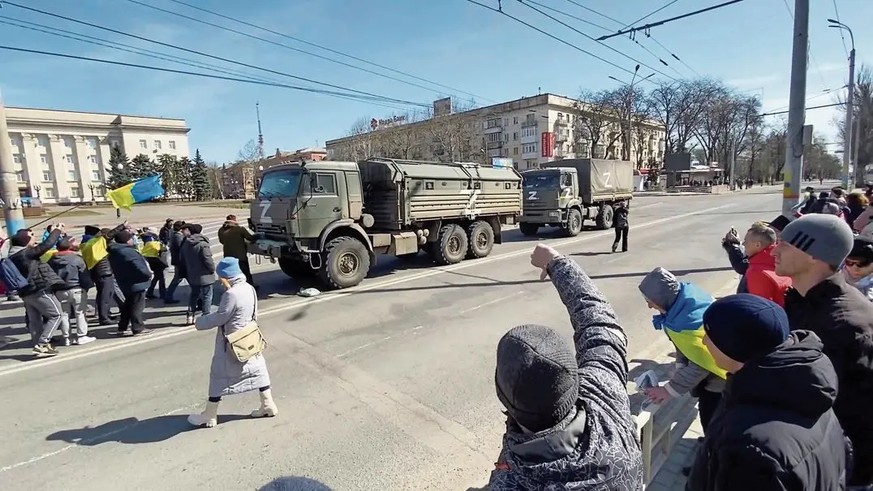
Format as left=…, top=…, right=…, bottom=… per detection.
left=248, top=158, right=522, bottom=289
left=518, top=158, right=634, bottom=236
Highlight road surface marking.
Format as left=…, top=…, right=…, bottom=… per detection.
left=336, top=325, right=424, bottom=359
left=0, top=202, right=735, bottom=377
left=457, top=291, right=524, bottom=315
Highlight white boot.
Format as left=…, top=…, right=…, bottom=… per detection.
left=251, top=389, right=278, bottom=418
left=187, top=401, right=220, bottom=428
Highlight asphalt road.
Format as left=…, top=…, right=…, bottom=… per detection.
left=0, top=187, right=785, bottom=491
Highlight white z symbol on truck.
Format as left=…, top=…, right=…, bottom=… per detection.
left=527, top=191, right=539, bottom=200
left=259, top=201, right=273, bottom=224
left=603, top=172, right=612, bottom=188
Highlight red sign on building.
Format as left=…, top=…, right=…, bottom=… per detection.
left=541, top=132, right=555, bottom=158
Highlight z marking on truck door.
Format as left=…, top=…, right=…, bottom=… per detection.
left=527, top=191, right=539, bottom=200
left=259, top=201, right=273, bottom=224
left=603, top=172, right=612, bottom=188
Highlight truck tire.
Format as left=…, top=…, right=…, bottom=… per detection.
left=466, top=220, right=494, bottom=258
left=595, top=203, right=614, bottom=230
left=278, top=257, right=315, bottom=278
left=519, top=223, right=539, bottom=236
left=563, top=208, right=583, bottom=237
left=319, top=236, right=371, bottom=289
left=434, top=224, right=468, bottom=265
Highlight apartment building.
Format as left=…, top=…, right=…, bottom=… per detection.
left=326, top=93, right=666, bottom=170
left=6, top=106, right=190, bottom=203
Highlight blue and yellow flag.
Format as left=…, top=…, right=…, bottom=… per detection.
left=106, top=175, right=165, bottom=210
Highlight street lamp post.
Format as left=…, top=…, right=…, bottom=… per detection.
left=609, top=65, right=655, bottom=163
left=88, top=183, right=96, bottom=204
left=115, top=163, right=123, bottom=217
left=33, top=184, right=41, bottom=199
left=828, top=18, right=855, bottom=188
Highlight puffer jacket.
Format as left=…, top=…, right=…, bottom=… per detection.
left=744, top=244, right=792, bottom=307
left=48, top=250, right=93, bottom=290
left=489, top=257, right=643, bottom=490
left=785, top=274, right=873, bottom=486
left=687, top=331, right=846, bottom=490
left=8, top=229, right=63, bottom=297
left=180, top=234, right=216, bottom=286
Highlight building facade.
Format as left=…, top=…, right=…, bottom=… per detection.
left=326, top=93, right=666, bottom=171
left=6, top=106, right=190, bottom=203
left=219, top=146, right=327, bottom=199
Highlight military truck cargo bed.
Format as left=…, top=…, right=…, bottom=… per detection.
left=358, top=158, right=522, bottom=230
left=541, top=158, right=633, bottom=203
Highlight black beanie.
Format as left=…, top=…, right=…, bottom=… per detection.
left=115, top=230, right=133, bottom=244
left=495, top=325, right=578, bottom=432
left=84, top=225, right=100, bottom=236
left=703, top=294, right=789, bottom=363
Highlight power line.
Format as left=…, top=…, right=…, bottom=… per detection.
left=830, top=0, right=849, bottom=57
left=763, top=85, right=846, bottom=114
left=761, top=102, right=843, bottom=117
left=620, top=0, right=680, bottom=30
left=0, top=17, right=415, bottom=113
left=0, top=45, right=431, bottom=110
left=123, top=0, right=480, bottom=104
left=515, top=0, right=678, bottom=82
left=560, top=0, right=702, bottom=78
left=464, top=0, right=643, bottom=79
left=597, top=0, right=744, bottom=41
left=165, top=0, right=490, bottom=103
left=0, top=0, right=426, bottom=108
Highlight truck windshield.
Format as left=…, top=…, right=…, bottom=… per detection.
left=258, top=169, right=303, bottom=199
left=523, top=173, right=560, bottom=189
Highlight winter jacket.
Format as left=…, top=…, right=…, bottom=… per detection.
left=169, top=231, right=185, bottom=267
left=8, top=229, right=63, bottom=297
left=843, top=269, right=873, bottom=301
left=744, top=244, right=792, bottom=307
left=217, top=221, right=255, bottom=259
left=722, top=242, right=749, bottom=294
left=490, top=257, right=643, bottom=490
left=686, top=331, right=846, bottom=490
left=107, top=243, right=152, bottom=294
left=785, top=274, right=873, bottom=486
left=614, top=205, right=629, bottom=229
left=82, top=224, right=125, bottom=278
left=180, top=234, right=216, bottom=286
left=48, top=250, right=93, bottom=290
left=158, top=225, right=172, bottom=245
left=846, top=203, right=866, bottom=228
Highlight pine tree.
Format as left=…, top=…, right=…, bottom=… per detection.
left=191, top=149, right=211, bottom=201
left=106, top=145, right=132, bottom=188
left=158, top=153, right=180, bottom=197
left=130, top=154, right=155, bottom=180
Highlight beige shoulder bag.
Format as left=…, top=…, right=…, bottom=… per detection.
left=223, top=285, right=266, bottom=363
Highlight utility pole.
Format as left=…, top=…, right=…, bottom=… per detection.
left=0, top=90, right=26, bottom=236
left=782, top=0, right=808, bottom=218
left=828, top=19, right=855, bottom=188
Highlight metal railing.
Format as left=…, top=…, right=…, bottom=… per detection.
left=635, top=392, right=697, bottom=484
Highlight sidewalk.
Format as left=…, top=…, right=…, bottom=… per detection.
left=647, top=412, right=704, bottom=490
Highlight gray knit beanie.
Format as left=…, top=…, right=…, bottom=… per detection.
left=638, top=267, right=681, bottom=311
left=781, top=214, right=854, bottom=268
left=495, top=325, right=578, bottom=433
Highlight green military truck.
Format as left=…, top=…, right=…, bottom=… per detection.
left=518, top=158, right=634, bottom=236
left=248, top=158, right=522, bottom=289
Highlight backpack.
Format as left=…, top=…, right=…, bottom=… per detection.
left=0, top=257, right=29, bottom=291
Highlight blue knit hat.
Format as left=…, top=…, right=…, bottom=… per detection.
left=703, top=294, right=789, bottom=363
left=216, top=257, right=244, bottom=279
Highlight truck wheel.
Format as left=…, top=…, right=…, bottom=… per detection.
left=595, top=204, right=614, bottom=230
left=519, top=223, right=539, bottom=236
left=467, top=221, right=494, bottom=258
left=278, top=257, right=315, bottom=278
left=435, top=224, right=468, bottom=265
left=319, top=236, right=371, bottom=289
left=563, top=208, right=583, bottom=237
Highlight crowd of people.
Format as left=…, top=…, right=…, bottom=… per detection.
left=489, top=199, right=873, bottom=488
left=0, top=214, right=260, bottom=357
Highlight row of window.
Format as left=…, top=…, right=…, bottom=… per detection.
left=17, top=169, right=103, bottom=183
left=22, top=186, right=106, bottom=199
left=139, top=139, right=176, bottom=150
left=14, top=153, right=101, bottom=165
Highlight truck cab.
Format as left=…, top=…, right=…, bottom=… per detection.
left=519, top=167, right=584, bottom=236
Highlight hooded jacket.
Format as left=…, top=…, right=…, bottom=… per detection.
left=180, top=234, right=216, bottom=286
left=745, top=244, right=792, bottom=306
left=48, top=250, right=93, bottom=290
left=785, top=274, right=873, bottom=485
left=490, top=257, right=643, bottom=490
left=8, top=229, right=63, bottom=297
left=217, top=221, right=255, bottom=259
left=686, top=331, right=846, bottom=490
left=107, top=242, right=152, bottom=294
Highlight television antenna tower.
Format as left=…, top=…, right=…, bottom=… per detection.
left=255, top=102, right=265, bottom=161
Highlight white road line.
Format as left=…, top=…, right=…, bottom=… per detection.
left=0, top=403, right=197, bottom=474
left=457, top=291, right=524, bottom=315
left=0, top=202, right=735, bottom=377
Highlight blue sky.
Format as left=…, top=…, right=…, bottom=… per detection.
left=1, top=0, right=870, bottom=163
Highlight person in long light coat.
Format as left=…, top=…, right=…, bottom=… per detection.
left=187, top=257, right=278, bottom=428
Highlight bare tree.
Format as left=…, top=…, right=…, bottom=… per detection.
left=836, top=65, right=873, bottom=185
left=573, top=90, right=621, bottom=159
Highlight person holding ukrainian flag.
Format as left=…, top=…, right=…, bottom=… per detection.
left=638, top=267, right=726, bottom=434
